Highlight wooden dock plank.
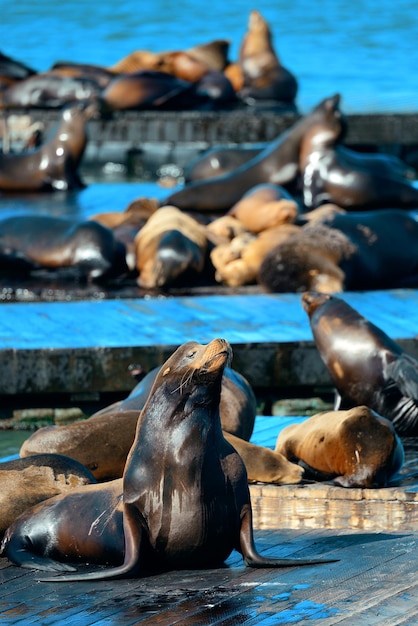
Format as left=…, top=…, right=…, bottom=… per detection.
left=1, top=288, right=418, bottom=396
left=1, top=529, right=418, bottom=625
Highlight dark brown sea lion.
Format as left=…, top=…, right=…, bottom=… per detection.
left=49, top=61, right=116, bottom=89
left=20, top=364, right=257, bottom=480
left=134, top=205, right=208, bottom=289
left=100, top=70, right=195, bottom=111
left=275, top=406, right=404, bottom=488
left=0, top=51, right=37, bottom=89
left=0, top=214, right=129, bottom=282
left=0, top=101, right=94, bottom=192
left=301, top=291, right=418, bottom=436
left=164, top=93, right=344, bottom=213
left=0, top=72, right=101, bottom=108
left=184, top=144, right=264, bottom=183
left=237, top=10, right=298, bottom=108
left=300, top=109, right=418, bottom=209
left=258, top=210, right=418, bottom=293
left=0, top=453, right=96, bottom=538
left=2, top=339, right=335, bottom=579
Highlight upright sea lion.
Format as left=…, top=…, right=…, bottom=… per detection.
left=258, top=209, right=418, bottom=293
left=0, top=454, right=96, bottom=538
left=237, top=10, right=298, bottom=107
left=0, top=214, right=129, bottom=282
left=301, top=291, right=418, bottom=436
left=20, top=365, right=257, bottom=480
left=134, top=205, right=208, bottom=288
left=0, top=101, right=94, bottom=192
left=2, top=339, right=334, bottom=578
left=275, top=406, right=404, bottom=488
left=164, top=93, right=344, bottom=212
left=300, top=110, right=418, bottom=209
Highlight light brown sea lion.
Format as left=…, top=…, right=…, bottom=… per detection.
left=275, top=406, right=404, bottom=488
left=0, top=454, right=96, bottom=538
left=228, top=183, right=299, bottom=233
left=108, top=50, right=163, bottom=74
left=211, top=223, right=301, bottom=287
left=100, top=70, right=194, bottom=111
left=164, top=93, right=344, bottom=212
left=187, top=39, right=231, bottom=71
left=2, top=339, right=335, bottom=579
left=237, top=10, right=298, bottom=107
left=258, top=209, right=418, bottom=293
left=20, top=364, right=257, bottom=480
left=301, top=291, right=418, bottom=437
left=299, top=104, right=418, bottom=210
left=224, top=432, right=303, bottom=484
left=134, top=205, right=208, bottom=288
left=0, top=101, right=95, bottom=192
left=0, top=214, right=129, bottom=282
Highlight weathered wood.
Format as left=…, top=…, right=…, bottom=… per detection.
left=0, top=529, right=418, bottom=624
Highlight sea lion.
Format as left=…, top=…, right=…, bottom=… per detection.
left=100, top=70, right=196, bottom=111
left=2, top=339, right=334, bottom=579
left=301, top=291, right=418, bottom=436
left=0, top=101, right=94, bottom=192
left=275, top=406, right=404, bottom=488
left=49, top=61, right=116, bottom=89
left=299, top=109, right=418, bottom=209
left=186, top=39, right=231, bottom=72
left=164, top=93, right=344, bottom=213
left=20, top=365, right=257, bottom=480
left=184, top=144, right=264, bottom=183
left=0, top=214, right=129, bottom=282
left=237, top=10, right=298, bottom=108
left=0, top=51, right=36, bottom=89
left=134, top=205, right=208, bottom=289
left=227, top=183, right=299, bottom=233
left=0, top=72, right=101, bottom=109
left=211, top=223, right=301, bottom=287
left=224, top=432, right=304, bottom=484
left=258, top=209, right=418, bottom=293
left=0, top=453, right=96, bottom=538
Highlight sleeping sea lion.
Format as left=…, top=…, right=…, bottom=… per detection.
left=164, top=93, right=344, bottom=212
left=0, top=453, right=96, bottom=538
left=275, top=406, right=404, bottom=488
left=134, top=205, right=208, bottom=288
left=0, top=214, right=129, bottom=282
left=2, top=338, right=335, bottom=579
left=301, top=291, right=418, bottom=436
left=258, top=209, right=418, bottom=293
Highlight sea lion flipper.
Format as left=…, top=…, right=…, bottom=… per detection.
left=387, top=356, right=418, bottom=399
left=238, top=506, right=338, bottom=567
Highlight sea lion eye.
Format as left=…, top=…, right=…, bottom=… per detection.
left=186, top=350, right=197, bottom=359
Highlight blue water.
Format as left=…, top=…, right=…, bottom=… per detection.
left=1, top=0, right=418, bottom=113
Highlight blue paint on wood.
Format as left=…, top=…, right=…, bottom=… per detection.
left=0, top=289, right=417, bottom=352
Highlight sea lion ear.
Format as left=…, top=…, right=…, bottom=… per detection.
left=162, top=367, right=171, bottom=376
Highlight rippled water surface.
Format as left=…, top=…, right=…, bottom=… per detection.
left=1, top=0, right=418, bottom=113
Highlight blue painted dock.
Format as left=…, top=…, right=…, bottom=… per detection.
left=0, top=288, right=417, bottom=397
